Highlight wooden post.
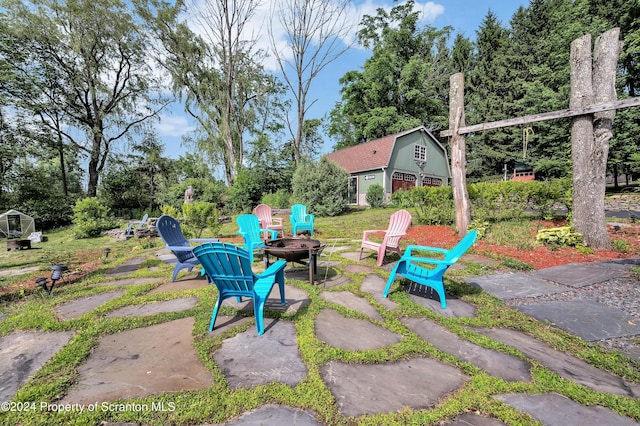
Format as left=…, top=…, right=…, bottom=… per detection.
left=448, top=73, right=471, bottom=236
left=570, top=28, right=620, bottom=249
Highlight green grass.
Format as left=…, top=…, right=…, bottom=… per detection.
left=0, top=209, right=638, bottom=425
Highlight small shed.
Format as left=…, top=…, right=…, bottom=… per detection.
left=326, top=126, right=451, bottom=205
left=0, top=210, right=36, bottom=239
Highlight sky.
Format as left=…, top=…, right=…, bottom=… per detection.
left=155, top=0, right=529, bottom=165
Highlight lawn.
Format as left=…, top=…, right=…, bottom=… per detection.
left=0, top=207, right=639, bottom=425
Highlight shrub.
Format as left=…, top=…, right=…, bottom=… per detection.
left=261, top=189, right=291, bottom=209
left=611, top=239, right=630, bottom=253
left=366, top=184, right=385, bottom=208
left=226, top=168, right=261, bottom=214
left=182, top=201, right=220, bottom=238
left=390, top=186, right=454, bottom=225
left=72, top=197, right=119, bottom=238
left=536, top=226, right=582, bottom=248
left=291, top=158, right=349, bottom=217
left=160, top=204, right=180, bottom=219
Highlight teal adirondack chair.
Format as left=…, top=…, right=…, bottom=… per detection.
left=193, top=242, right=286, bottom=335
left=383, top=230, right=478, bottom=308
left=290, top=204, right=314, bottom=236
left=236, top=214, right=277, bottom=263
left=157, top=215, right=219, bottom=282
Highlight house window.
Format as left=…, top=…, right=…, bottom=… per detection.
left=414, top=144, right=427, bottom=163
left=422, top=176, right=442, bottom=187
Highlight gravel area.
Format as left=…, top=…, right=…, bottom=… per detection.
left=506, top=273, right=640, bottom=357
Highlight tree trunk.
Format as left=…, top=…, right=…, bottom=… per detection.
left=449, top=73, right=471, bottom=236
left=570, top=28, right=620, bottom=249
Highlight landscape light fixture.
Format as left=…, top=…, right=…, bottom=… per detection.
left=35, top=277, right=52, bottom=294
left=104, top=247, right=111, bottom=258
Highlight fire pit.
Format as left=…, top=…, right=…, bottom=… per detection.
left=263, top=238, right=325, bottom=284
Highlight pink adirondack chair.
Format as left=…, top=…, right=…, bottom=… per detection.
left=252, top=204, right=285, bottom=238
left=359, top=210, right=412, bottom=266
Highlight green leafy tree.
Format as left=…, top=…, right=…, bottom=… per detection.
left=0, top=0, right=169, bottom=196
left=138, top=0, right=279, bottom=186
left=291, top=158, right=349, bottom=216
left=225, top=168, right=262, bottom=214
left=328, top=0, right=452, bottom=147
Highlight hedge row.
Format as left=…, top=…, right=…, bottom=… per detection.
left=390, top=178, right=572, bottom=225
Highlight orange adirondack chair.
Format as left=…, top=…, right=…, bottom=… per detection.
left=359, top=210, right=412, bottom=266
left=252, top=204, right=284, bottom=238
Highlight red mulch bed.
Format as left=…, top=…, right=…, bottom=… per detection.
left=405, top=222, right=640, bottom=270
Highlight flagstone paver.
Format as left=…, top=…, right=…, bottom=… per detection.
left=444, top=412, right=508, bottom=425
left=207, top=315, right=253, bottom=336
left=0, top=266, right=40, bottom=277
left=515, top=300, right=640, bottom=341
left=92, top=277, right=161, bottom=287
left=403, top=317, right=531, bottom=382
left=314, top=309, right=402, bottom=351
left=320, top=357, right=470, bottom=417
left=319, top=291, right=382, bottom=320
left=54, top=290, right=126, bottom=320
left=221, top=284, right=309, bottom=315
left=495, top=392, right=639, bottom=426
left=473, top=327, right=640, bottom=397
left=404, top=282, right=478, bottom=318
left=106, top=297, right=198, bottom=318
left=343, top=264, right=373, bottom=274
left=465, top=272, right=570, bottom=300
left=61, top=317, right=213, bottom=405
left=0, top=331, right=75, bottom=403
left=104, top=257, right=147, bottom=278
left=360, top=274, right=398, bottom=310
left=210, top=404, right=323, bottom=425
left=531, top=262, right=630, bottom=288
left=339, top=251, right=364, bottom=262
left=148, top=275, right=208, bottom=294
left=213, top=320, right=307, bottom=389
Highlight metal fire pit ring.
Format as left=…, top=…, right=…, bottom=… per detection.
left=263, top=238, right=326, bottom=285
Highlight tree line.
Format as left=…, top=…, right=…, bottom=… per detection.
left=329, top=0, right=640, bottom=181
left=1, top=0, right=638, bottom=229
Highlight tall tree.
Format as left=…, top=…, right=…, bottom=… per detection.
left=0, top=0, right=169, bottom=196
left=466, top=11, right=517, bottom=178
left=570, top=28, right=620, bottom=249
left=140, top=0, right=277, bottom=185
left=328, top=0, right=452, bottom=147
left=269, top=0, right=354, bottom=164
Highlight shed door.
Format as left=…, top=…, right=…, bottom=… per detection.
left=392, top=172, right=416, bottom=192
left=348, top=176, right=358, bottom=204
left=8, top=214, right=21, bottom=237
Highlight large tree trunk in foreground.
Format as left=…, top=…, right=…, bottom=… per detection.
left=449, top=73, right=471, bottom=236
left=570, top=28, right=620, bottom=249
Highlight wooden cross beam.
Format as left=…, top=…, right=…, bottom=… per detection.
left=439, top=96, right=640, bottom=137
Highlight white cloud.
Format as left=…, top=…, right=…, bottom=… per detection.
left=157, top=114, right=196, bottom=138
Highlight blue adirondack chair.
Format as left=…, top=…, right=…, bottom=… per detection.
left=156, top=214, right=219, bottom=282
left=290, top=204, right=314, bottom=236
left=383, top=230, right=478, bottom=308
left=193, top=242, right=287, bottom=335
left=126, top=213, right=148, bottom=236
left=236, top=214, right=278, bottom=263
